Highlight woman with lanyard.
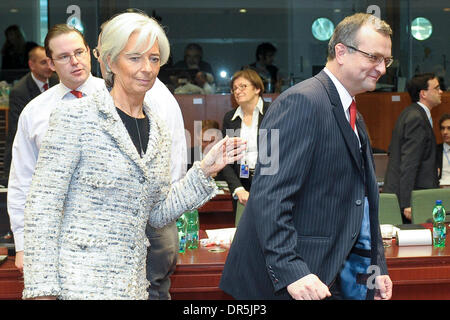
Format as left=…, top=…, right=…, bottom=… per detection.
left=221, top=69, right=271, bottom=225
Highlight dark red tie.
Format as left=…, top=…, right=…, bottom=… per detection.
left=70, top=90, right=83, bottom=98
left=43, top=83, right=48, bottom=91
left=349, top=100, right=356, bottom=131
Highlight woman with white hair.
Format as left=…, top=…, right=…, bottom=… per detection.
left=22, top=12, right=245, bottom=300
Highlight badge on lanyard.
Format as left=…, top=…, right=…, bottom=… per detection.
left=240, top=163, right=250, bottom=179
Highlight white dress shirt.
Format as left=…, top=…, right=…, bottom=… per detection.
left=323, top=67, right=360, bottom=144
left=7, top=75, right=105, bottom=251
left=146, top=78, right=187, bottom=184
left=440, top=143, right=450, bottom=185
left=30, top=73, right=48, bottom=93
left=230, top=97, right=264, bottom=197
left=417, top=101, right=433, bottom=128
left=231, top=97, right=264, bottom=169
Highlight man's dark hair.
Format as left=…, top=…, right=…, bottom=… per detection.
left=44, top=24, right=88, bottom=59
left=184, top=43, right=203, bottom=56
left=439, top=113, right=450, bottom=128
left=255, top=42, right=277, bottom=61
left=406, top=72, right=436, bottom=103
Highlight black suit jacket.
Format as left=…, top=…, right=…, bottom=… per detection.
left=4, top=72, right=58, bottom=176
left=220, top=101, right=271, bottom=195
left=220, top=70, right=386, bottom=300
left=383, top=103, right=439, bottom=209
left=437, top=143, right=443, bottom=180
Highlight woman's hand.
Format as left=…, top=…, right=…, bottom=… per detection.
left=200, top=136, right=246, bottom=177
left=15, top=251, right=23, bottom=272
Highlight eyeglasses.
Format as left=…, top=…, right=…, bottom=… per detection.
left=52, top=48, right=87, bottom=64
left=232, top=83, right=251, bottom=93
left=92, top=48, right=100, bottom=59
left=344, top=44, right=393, bottom=68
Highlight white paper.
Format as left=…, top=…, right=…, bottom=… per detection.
left=396, top=229, right=432, bottom=246
left=205, top=228, right=236, bottom=245
left=193, top=98, right=203, bottom=104
left=396, top=245, right=433, bottom=257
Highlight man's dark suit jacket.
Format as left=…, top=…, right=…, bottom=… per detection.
left=437, top=143, right=444, bottom=180
left=219, top=70, right=387, bottom=300
left=220, top=101, right=270, bottom=196
left=383, top=103, right=439, bottom=210
left=4, top=72, right=58, bottom=177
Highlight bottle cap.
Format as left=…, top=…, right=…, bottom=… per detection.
left=436, top=200, right=442, bottom=205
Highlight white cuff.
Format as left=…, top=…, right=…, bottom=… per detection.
left=232, top=187, right=246, bottom=199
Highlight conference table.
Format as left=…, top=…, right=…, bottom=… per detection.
left=168, top=227, right=450, bottom=300
left=1, top=195, right=449, bottom=299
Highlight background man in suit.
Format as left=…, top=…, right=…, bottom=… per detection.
left=437, top=114, right=450, bottom=186
left=4, top=46, right=58, bottom=178
left=7, top=24, right=105, bottom=272
left=383, top=73, right=442, bottom=223
left=0, top=45, right=58, bottom=242
left=220, top=13, right=393, bottom=300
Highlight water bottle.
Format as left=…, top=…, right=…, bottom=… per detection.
left=185, top=210, right=199, bottom=249
left=432, top=200, right=446, bottom=248
left=176, top=214, right=187, bottom=253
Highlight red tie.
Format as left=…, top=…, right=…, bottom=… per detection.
left=70, top=90, right=83, bottom=98
left=43, top=83, right=48, bottom=91
left=349, top=100, right=356, bottom=131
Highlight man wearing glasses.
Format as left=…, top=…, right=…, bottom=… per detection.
left=7, top=24, right=105, bottom=272
left=383, top=73, right=443, bottom=223
left=221, top=13, right=393, bottom=300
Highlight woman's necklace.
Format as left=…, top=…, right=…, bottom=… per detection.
left=135, top=117, right=145, bottom=158
left=114, top=101, right=146, bottom=158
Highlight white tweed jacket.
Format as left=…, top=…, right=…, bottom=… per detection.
left=22, top=87, right=217, bottom=300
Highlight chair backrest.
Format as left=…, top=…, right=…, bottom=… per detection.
left=378, top=193, right=403, bottom=225
left=235, top=202, right=245, bottom=227
left=373, top=153, right=389, bottom=185
left=411, top=188, right=450, bottom=224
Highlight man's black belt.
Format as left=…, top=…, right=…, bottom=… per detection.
left=350, top=246, right=371, bottom=258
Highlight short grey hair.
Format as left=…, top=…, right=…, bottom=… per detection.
left=99, top=12, right=170, bottom=86
left=327, top=13, right=392, bottom=61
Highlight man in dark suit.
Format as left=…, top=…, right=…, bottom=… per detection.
left=436, top=114, right=450, bottom=186
left=5, top=46, right=58, bottom=177
left=383, top=73, right=442, bottom=223
left=220, top=13, right=393, bottom=300
left=0, top=45, right=57, bottom=242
